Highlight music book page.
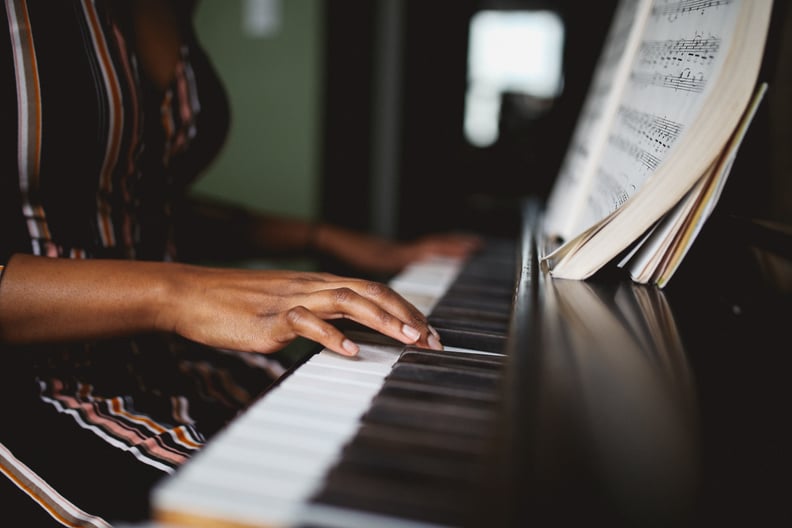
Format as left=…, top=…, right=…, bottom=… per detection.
left=542, top=0, right=773, bottom=285
left=620, top=83, right=768, bottom=286
left=543, top=0, right=652, bottom=242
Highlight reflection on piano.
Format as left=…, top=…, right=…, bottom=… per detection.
left=150, top=200, right=791, bottom=527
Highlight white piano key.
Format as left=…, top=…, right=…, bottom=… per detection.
left=174, top=456, right=322, bottom=500
left=154, top=477, right=303, bottom=527
left=245, top=404, right=360, bottom=435
left=259, top=387, right=371, bottom=418
left=205, top=419, right=344, bottom=458
left=261, top=387, right=373, bottom=419
left=323, top=342, right=404, bottom=366
left=275, top=373, right=383, bottom=401
left=209, top=397, right=361, bottom=450
left=389, top=257, right=463, bottom=299
left=443, top=345, right=507, bottom=357
left=236, top=413, right=359, bottom=447
left=295, top=362, right=388, bottom=387
left=396, top=291, right=440, bottom=315
left=310, top=349, right=400, bottom=375
left=196, top=439, right=333, bottom=478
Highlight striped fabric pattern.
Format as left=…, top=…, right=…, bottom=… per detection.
left=1, top=0, right=245, bottom=524
left=2, top=0, right=204, bottom=263
left=0, top=442, right=112, bottom=528
left=38, top=379, right=205, bottom=474
left=5, top=0, right=51, bottom=256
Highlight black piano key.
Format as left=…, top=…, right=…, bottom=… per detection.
left=353, top=422, right=493, bottom=459
left=429, top=301, right=512, bottom=319
left=312, top=400, right=500, bottom=526
left=358, top=355, right=504, bottom=436
left=440, top=290, right=508, bottom=305
left=361, top=397, right=498, bottom=437
left=434, top=285, right=512, bottom=301
left=313, top=469, right=476, bottom=527
left=378, top=379, right=502, bottom=406
left=321, top=453, right=488, bottom=514
left=398, top=348, right=505, bottom=372
left=423, top=239, right=517, bottom=356
left=429, top=326, right=508, bottom=353
left=439, top=281, right=514, bottom=299
left=317, top=419, right=499, bottom=524
left=434, top=300, right=509, bottom=314
left=386, top=362, right=501, bottom=393
left=334, top=441, right=487, bottom=486
left=428, top=315, right=510, bottom=334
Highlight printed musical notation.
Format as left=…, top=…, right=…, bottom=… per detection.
left=605, top=108, right=683, bottom=184
left=609, top=133, right=661, bottom=172
left=651, top=0, right=732, bottom=21
left=590, top=167, right=631, bottom=214
left=618, top=107, right=682, bottom=153
left=640, top=35, right=721, bottom=68
left=631, top=34, right=722, bottom=94
left=631, top=68, right=706, bottom=93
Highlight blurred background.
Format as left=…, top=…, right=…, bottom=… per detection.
left=192, top=0, right=791, bottom=278
left=191, top=0, right=617, bottom=241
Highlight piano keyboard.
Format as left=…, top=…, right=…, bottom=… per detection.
left=152, top=239, right=519, bottom=528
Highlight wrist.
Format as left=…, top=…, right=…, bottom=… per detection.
left=148, top=261, right=197, bottom=334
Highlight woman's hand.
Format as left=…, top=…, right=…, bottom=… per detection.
left=0, top=254, right=442, bottom=356
left=162, top=266, right=442, bottom=356
left=314, top=225, right=483, bottom=274
left=397, top=232, right=485, bottom=264
left=176, top=199, right=482, bottom=275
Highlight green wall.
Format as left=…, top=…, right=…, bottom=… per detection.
left=192, top=0, right=323, bottom=220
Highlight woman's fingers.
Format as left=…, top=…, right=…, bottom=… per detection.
left=299, top=285, right=440, bottom=350
left=271, top=272, right=431, bottom=336
left=266, top=306, right=360, bottom=357
left=414, top=233, right=483, bottom=260
left=257, top=273, right=443, bottom=354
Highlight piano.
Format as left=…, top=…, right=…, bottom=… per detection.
left=150, top=200, right=792, bottom=528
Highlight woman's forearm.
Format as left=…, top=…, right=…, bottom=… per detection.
left=0, top=253, right=443, bottom=356
left=0, top=254, right=176, bottom=344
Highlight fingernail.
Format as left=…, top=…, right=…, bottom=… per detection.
left=401, top=324, right=421, bottom=342
left=428, top=334, right=443, bottom=351
left=428, top=325, right=440, bottom=339
left=342, top=338, right=359, bottom=356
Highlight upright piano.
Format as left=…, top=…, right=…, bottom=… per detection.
left=150, top=200, right=792, bottom=527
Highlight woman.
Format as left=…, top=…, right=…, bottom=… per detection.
left=0, top=0, right=479, bottom=525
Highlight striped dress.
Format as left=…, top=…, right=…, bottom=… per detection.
left=0, top=1, right=282, bottom=525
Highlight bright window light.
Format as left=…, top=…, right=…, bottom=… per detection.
left=465, top=10, right=564, bottom=147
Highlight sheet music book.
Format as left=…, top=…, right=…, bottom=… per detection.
left=541, top=0, right=773, bottom=286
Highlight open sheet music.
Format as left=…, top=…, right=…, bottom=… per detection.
left=541, top=0, right=773, bottom=286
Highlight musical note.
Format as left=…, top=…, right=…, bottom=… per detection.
left=589, top=167, right=632, bottom=215
left=639, top=35, right=720, bottom=68
left=651, top=0, right=732, bottom=22
left=609, top=133, right=661, bottom=172
left=617, top=107, right=683, bottom=153
left=630, top=68, right=707, bottom=93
